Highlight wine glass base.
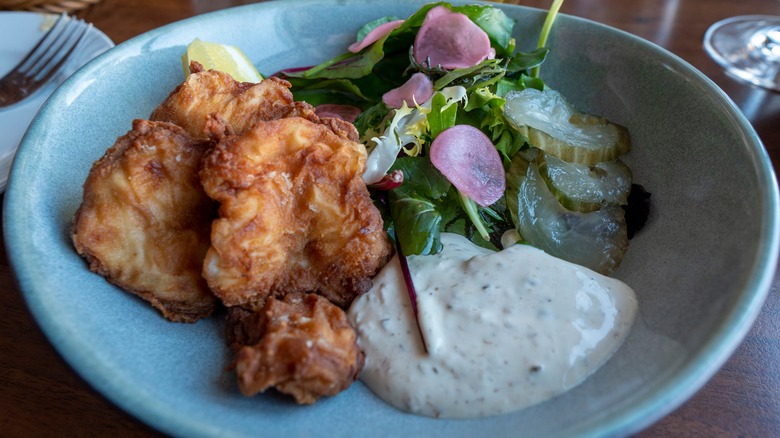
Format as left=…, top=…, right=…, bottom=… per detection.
left=704, top=15, right=780, bottom=92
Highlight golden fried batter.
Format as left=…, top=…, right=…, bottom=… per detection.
left=151, top=61, right=321, bottom=138
left=72, top=119, right=217, bottom=322
left=226, top=294, right=364, bottom=404
left=317, top=114, right=361, bottom=142
left=200, top=116, right=392, bottom=309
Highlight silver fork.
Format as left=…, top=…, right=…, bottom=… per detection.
left=0, top=14, right=92, bottom=108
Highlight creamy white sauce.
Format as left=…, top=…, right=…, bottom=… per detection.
left=348, top=233, right=637, bottom=418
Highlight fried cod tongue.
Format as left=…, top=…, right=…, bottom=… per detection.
left=226, top=294, right=364, bottom=404
left=151, top=61, right=318, bottom=138
left=72, top=119, right=218, bottom=322
left=199, top=116, right=392, bottom=309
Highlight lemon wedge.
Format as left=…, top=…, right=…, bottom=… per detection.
left=182, top=38, right=263, bottom=83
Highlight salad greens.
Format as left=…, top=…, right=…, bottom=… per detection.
left=280, top=2, right=563, bottom=257
left=277, top=1, right=648, bottom=275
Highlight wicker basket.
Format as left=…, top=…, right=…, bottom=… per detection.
left=0, top=0, right=101, bottom=14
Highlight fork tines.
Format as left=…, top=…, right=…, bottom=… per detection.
left=0, top=13, right=92, bottom=107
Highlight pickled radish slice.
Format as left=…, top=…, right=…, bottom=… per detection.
left=429, top=125, right=505, bottom=207
left=382, top=72, right=433, bottom=109
left=413, top=6, right=493, bottom=69
left=422, top=4, right=452, bottom=21
left=314, top=104, right=362, bottom=123
left=348, top=19, right=405, bottom=53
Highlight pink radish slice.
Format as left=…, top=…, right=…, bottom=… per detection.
left=429, top=125, right=505, bottom=207
left=421, top=4, right=452, bottom=22
left=348, top=20, right=405, bottom=53
left=413, top=7, right=493, bottom=69
left=315, top=104, right=362, bottom=123
left=382, top=72, right=433, bottom=109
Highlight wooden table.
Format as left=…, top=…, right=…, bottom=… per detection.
left=1, top=0, right=778, bottom=436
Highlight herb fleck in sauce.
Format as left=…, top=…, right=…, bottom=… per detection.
left=348, top=233, right=637, bottom=418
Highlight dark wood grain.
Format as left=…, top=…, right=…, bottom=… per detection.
left=1, top=0, right=778, bottom=436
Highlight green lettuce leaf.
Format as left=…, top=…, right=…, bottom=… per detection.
left=356, top=16, right=404, bottom=41
left=450, top=4, right=515, bottom=55
left=427, top=92, right=458, bottom=139
left=386, top=157, right=451, bottom=255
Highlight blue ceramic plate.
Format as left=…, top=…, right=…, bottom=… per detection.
left=5, top=1, right=779, bottom=437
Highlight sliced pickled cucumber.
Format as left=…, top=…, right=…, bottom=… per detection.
left=505, top=147, right=538, bottom=227
left=539, top=153, right=632, bottom=212
left=510, top=162, right=629, bottom=275
left=503, top=88, right=630, bottom=164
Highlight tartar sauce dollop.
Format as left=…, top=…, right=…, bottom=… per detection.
left=348, top=233, right=637, bottom=418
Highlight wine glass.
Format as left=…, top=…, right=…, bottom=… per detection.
left=704, top=15, right=780, bottom=92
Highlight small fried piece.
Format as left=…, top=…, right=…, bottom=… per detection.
left=226, top=294, right=364, bottom=404
left=72, top=119, right=217, bottom=322
left=200, top=116, right=392, bottom=309
left=151, top=61, right=318, bottom=138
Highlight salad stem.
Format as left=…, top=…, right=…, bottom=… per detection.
left=459, top=191, right=491, bottom=241
left=531, top=0, right=565, bottom=78
left=394, top=237, right=429, bottom=354
left=301, top=52, right=355, bottom=77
